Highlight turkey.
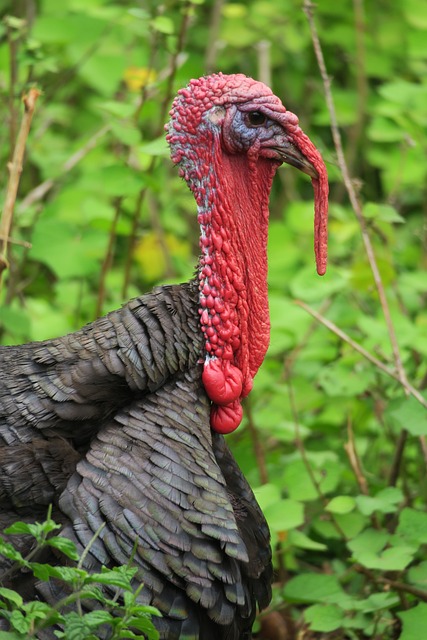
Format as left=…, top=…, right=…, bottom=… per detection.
left=0, top=73, right=328, bottom=639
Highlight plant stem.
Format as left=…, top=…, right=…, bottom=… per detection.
left=0, top=87, right=41, bottom=290
left=345, top=416, right=370, bottom=495
left=243, top=396, right=269, bottom=485
left=295, top=300, right=427, bottom=411
left=95, top=197, right=122, bottom=317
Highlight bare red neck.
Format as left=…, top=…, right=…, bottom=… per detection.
left=193, top=150, right=278, bottom=433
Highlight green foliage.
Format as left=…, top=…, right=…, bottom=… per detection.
left=1, top=0, right=427, bottom=638
left=0, top=513, right=160, bottom=639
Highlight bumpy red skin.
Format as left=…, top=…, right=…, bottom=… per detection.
left=166, top=73, right=328, bottom=433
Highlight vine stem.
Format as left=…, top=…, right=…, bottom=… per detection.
left=303, top=1, right=409, bottom=392
left=0, top=87, right=41, bottom=290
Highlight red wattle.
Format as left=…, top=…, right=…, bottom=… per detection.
left=202, top=359, right=243, bottom=405
left=210, top=401, right=243, bottom=434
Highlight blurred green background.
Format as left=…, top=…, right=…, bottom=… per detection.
left=1, top=0, right=427, bottom=637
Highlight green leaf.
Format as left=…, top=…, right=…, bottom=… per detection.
left=355, top=592, right=400, bottom=612
left=252, top=483, right=281, bottom=510
left=87, top=566, right=137, bottom=590
left=127, top=615, right=159, bottom=635
left=98, top=100, right=135, bottom=119
left=0, top=540, right=29, bottom=567
left=398, top=603, right=427, bottom=640
left=313, top=511, right=367, bottom=541
left=283, top=458, right=341, bottom=502
left=9, top=610, right=30, bottom=634
left=318, top=363, right=376, bottom=397
left=387, top=395, right=427, bottom=436
left=288, top=530, right=327, bottom=551
left=326, top=496, right=356, bottom=515
left=363, top=202, right=405, bottom=223
left=4, top=522, right=34, bottom=536
left=0, top=306, right=30, bottom=339
left=4, top=16, right=26, bottom=30
left=397, top=508, right=427, bottom=545
left=282, top=460, right=318, bottom=501
left=30, top=220, right=100, bottom=279
left=348, top=528, right=389, bottom=556
left=46, top=537, right=80, bottom=561
left=59, top=612, right=92, bottom=640
left=264, top=499, right=304, bottom=532
left=290, top=266, right=347, bottom=302
left=348, top=528, right=414, bottom=570
left=81, top=610, right=114, bottom=628
left=283, top=573, right=349, bottom=605
left=151, top=16, right=174, bottom=34
left=0, top=588, right=23, bottom=608
left=408, top=561, right=427, bottom=588
left=138, top=136, right=169, bottom=157
left=304, top=603, right=345, bottom=632
left=110, top=121, right=141, bottom=146
left=367, top=116, right=406, bottom=142
left=5, top=519, right=60, bottom=539
left=355, top=487, right=403, bottom=515
left=0, top=631, right=26, bottom=639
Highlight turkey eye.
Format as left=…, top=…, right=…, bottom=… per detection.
left=246, top=111, right=266, bottom=127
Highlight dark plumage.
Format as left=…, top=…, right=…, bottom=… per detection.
left=0, top=73, right=328, bottom=639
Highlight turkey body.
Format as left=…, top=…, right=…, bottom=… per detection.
left=0, top=72, right=328, bottom=639
left=0, top=282, right=271, bottom=639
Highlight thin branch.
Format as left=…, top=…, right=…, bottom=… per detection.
left=7, top=21, right=19, bottom=159
left=243, top=396, right=269, bottom=485
left=381, top=577, right=427, bottom=603
left=388, top=429, right=408, bottom=487
left=303, top=1, right=409, bottom=394
left=344, top=416, right=370, bottom=495
left=95, top=197, right=122, bottom=318
left=0, top=234, right=31, bottom=248
left=0, top=87, right=41, bottom=288
left=18, top=125, right=111, bottom=211
left=295, top=300, right=427, bottom=411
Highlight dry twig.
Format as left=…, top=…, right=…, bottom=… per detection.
left=345, top=417, right=369, bottom=495
left=0, top=87, right=41, bottom=288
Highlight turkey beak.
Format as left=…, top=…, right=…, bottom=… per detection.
left=275, top=140, right=318, bottom=179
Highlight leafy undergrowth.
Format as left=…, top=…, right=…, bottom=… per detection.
left=0, top=512, right=160, bottom=639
